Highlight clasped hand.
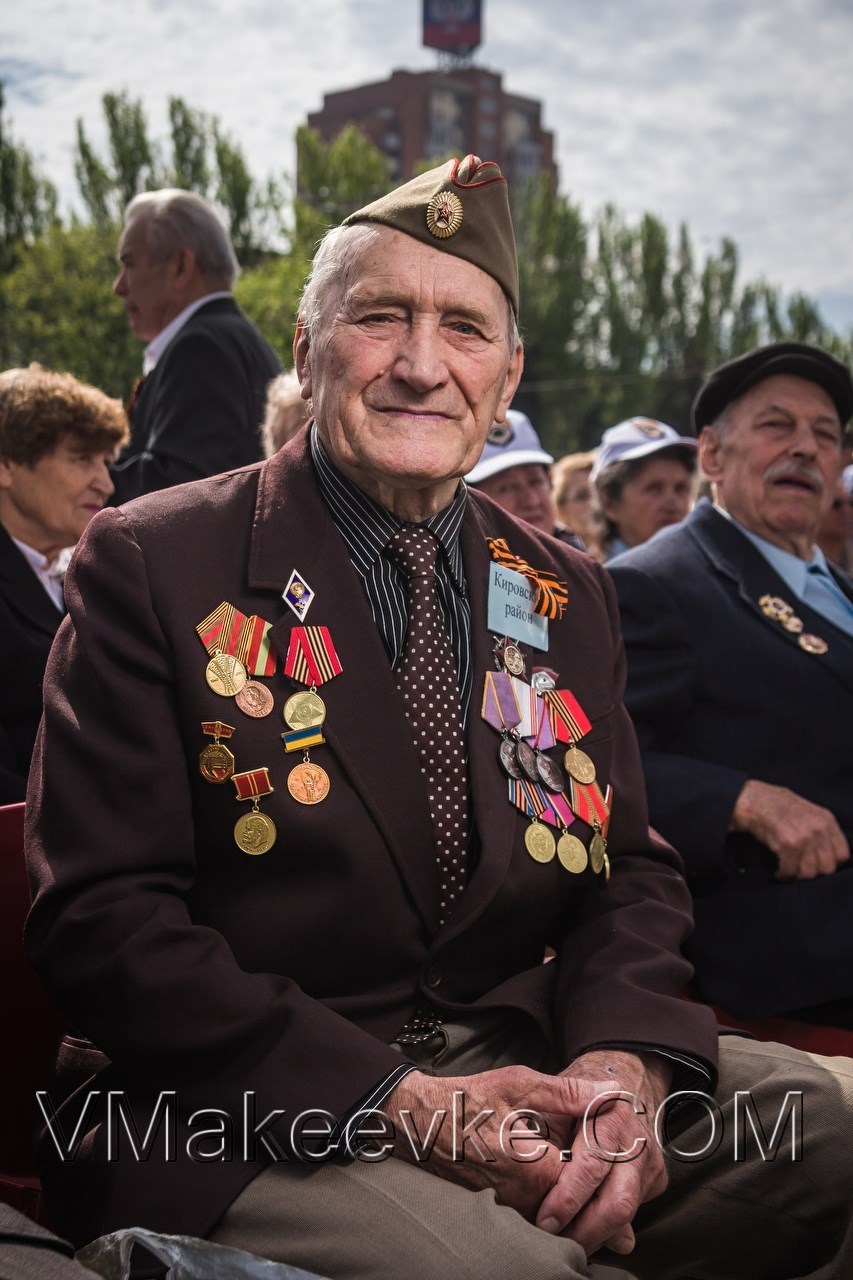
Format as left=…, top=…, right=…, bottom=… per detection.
left=388, top=1049, right=671, bottom=1257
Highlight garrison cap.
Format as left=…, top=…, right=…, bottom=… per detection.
left=342, top=154, right=519, bottom=316
left=693, top=341, right=853, bottom=432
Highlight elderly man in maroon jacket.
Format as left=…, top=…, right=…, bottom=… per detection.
left=25, top=157, right=853, bottom=1280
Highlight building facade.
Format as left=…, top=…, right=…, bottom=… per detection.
left=306, top=67, right=556, bottom=194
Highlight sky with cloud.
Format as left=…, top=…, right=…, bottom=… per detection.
left=3, top=0, right=852, bottom=329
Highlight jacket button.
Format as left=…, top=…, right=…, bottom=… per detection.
left=425, top=964, right=442, bottom=989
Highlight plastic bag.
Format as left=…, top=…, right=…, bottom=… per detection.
left=76, top=1226, right=331, bottom=1280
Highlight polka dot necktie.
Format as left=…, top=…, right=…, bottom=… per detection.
left=386, top=525, right=470, bottom=926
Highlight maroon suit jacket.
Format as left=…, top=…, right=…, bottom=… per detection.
left=25, top=428, right=717, bottom=1246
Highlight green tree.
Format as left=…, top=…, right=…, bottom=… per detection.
left=0, top=81, right=60, bottom=364
left=0, top=82, right=58, bottom=274
left=234, top=254, right=305, bottom=368
left=169, top=97, right=210, bottom=193
left=512, top=174, right=594, bottom=446
left=74, top=91, right=284, bottom=264
left=1, top=220, right=139, bottom=395
left=293, top=124, right=392, bottom=259
left=75, top=90, right=157, bottom=226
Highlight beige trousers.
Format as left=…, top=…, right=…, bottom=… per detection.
left=209, top=1027, right=853, bottom=1280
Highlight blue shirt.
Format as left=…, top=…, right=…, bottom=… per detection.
left=714, top=505, right=853, bottom=637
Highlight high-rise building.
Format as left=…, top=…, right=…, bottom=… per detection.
left=306, top=66, right=557, bottom=194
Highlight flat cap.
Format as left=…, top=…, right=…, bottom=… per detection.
left=343, top=154, right=519, bottom=315
left=693, top=341, right=853, bottom=432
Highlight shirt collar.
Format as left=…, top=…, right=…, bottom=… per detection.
left=11, top=536, right=68, bottom=608
left=713, top=504, right=824, bottom=597
left=142, top=291, right=232, bottom=374
left=310, top=425, right=467, bottom=593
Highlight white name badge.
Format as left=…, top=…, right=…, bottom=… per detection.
left=487, top=565, right=548, bottom=650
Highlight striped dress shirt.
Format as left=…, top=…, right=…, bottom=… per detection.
left=311, top=426, right=473, bottom=721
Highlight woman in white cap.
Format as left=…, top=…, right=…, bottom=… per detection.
left=589, top=416, right=697, bottom=561
left=465, top=409, right=586, bottom=550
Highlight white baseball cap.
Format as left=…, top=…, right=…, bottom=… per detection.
left=589, top=418, right=697, bottom=483
left=466, top=409, right=554, bottom=485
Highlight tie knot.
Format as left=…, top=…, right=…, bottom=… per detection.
left=386, top=526, right=440, bottom=580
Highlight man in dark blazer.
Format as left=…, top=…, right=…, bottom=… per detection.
left=609, top=343, right=853, bottom=1023
left=25, top=171, right=853, bottom=1279
left=111, top=188, right=281, bottom=502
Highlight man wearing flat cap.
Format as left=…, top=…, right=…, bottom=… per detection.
left=26, top=160, right=853, bottom=1279
left=609, top=341, right=853, bottom=1027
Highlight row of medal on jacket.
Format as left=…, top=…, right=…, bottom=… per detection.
left=483, top=640, right=611, bottom=880
left=194, top=620, right=343, bottom=855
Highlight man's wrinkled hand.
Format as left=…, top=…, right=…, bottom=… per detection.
left=532, top=1050, right=671, bottom=1257
left=732, top=779, right=849, bottom=880
left=386, top=1065, right=613, bottom=1223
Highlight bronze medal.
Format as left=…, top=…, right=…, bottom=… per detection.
left=199, top=742, right=235, bottom=784
left=525, top=822, right=556, bottom=864
left=235, top=680, right=274, bottom=718
left=590, top=832, right=607, bottom=875
left=564, top=745, right=596, bottom=785
left=499, top=737, right=523, bottom=779
left=283, top=690, right=327, bottom=730
left=799, top=633, right=829, bottom=655
left=205, top=652, right=247, bottom=697
left=234, top=811, right=277, bottom=855
left=535, top=752, right=565, bottom=793
left=287, top=760, right=330, bottom=805
left=503, top=643, right=525, bottom=677
left=557, top=832, right=588, bottom=874
left=515, top=739, right=540, bottom=783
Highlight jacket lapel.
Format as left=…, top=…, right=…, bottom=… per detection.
left=0, top=527, right=64, bottom=638
left=249, top=435, right=441, bottom=931
left=687, top=502, right=853, bottom=693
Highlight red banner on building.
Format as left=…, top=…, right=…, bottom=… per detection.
left=423, top=0, right=482, bottom=54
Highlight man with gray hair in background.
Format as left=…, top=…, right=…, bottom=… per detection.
left=111, top=188, right=282, bottom=501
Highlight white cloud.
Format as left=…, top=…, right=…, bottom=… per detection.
left=3, top=0, right=852, bottom=326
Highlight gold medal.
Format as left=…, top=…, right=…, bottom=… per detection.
left=557, top=832, right=588, bottom=874
left=287, top=760, right=330, bottom=805
left=799, top=633, right=829, bottom=655
left=234, top=811, right=277, bottom=856
left=283, top=690, right=327, bottom=730
left=564, top=745, right=596, bottom=785
left=199, top=741, right=235, bottom=784
left=205, top=651, right=247, bottom=697
left=590, top=831, right=607, bottom=875
left=525, top=821, right=556, bottom=864
left=199, top=720, right=236, bottom=783
left=235, top=680, right=275, bottom=718
left=759, top=594, right=793, bottom=622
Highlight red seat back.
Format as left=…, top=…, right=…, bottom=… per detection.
left=0, top=802, right=66, bottom=1220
